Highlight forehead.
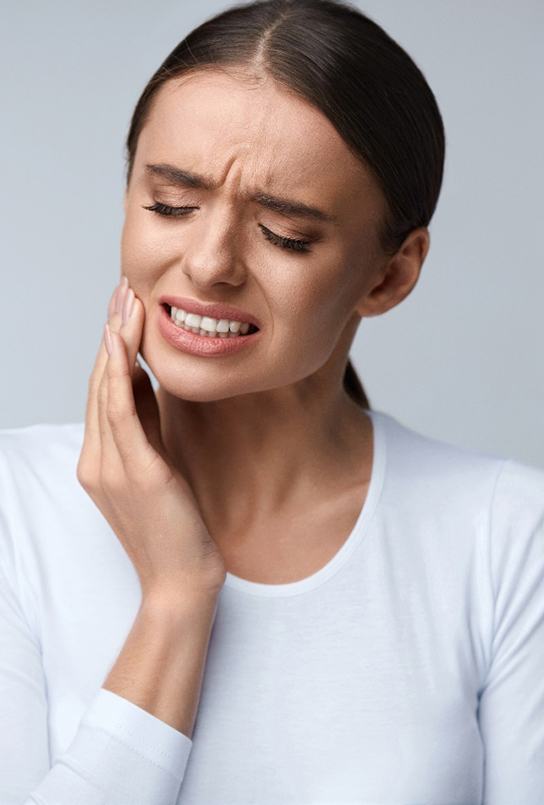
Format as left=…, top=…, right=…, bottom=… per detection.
left=135, top=69, right=384, bottom=224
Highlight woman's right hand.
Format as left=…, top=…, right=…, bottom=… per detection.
left=76, top=276, right=227, bottom=606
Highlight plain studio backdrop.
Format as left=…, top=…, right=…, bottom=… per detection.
left=0, top=0, right=542, bottom=467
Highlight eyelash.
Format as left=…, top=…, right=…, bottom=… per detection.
left=141, top=202, right=311, bottom=253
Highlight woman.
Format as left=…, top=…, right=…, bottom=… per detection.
left=1, top=1, right=543, bottom=803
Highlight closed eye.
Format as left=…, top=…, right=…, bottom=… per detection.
left=141, top=202, right=312, bottom=253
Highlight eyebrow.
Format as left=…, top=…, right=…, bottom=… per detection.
left=144, top=162, right=338, bottom=224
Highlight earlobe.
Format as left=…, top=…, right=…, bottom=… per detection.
left=353, top=261, right=392, bottom=318
left=361, top=227, right=429, bottom=317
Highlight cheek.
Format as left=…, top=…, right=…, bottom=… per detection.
left=269, top=269, right=349, bottom=364
left=120, top=214, right=171, bottom=279
left=275, top=255, right=350, bottom=331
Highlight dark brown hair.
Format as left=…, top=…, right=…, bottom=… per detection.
left=124, top=0, right=446, bottom=410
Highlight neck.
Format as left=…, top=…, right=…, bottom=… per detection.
left=156, top=378, right=372, bottom=540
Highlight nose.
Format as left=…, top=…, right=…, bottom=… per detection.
left=180, top=206, right=247, bottom=291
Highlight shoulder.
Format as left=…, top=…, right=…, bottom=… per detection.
left=0, top=420, right=88, bottom=545
left=0, top=423, right=83, bottom=625
left=491, top=455, right=544, bottom=514
left=375, top=412, right=544, bottom=632
left=0, top=420, right=85, bottom=493
left=374, top=409, right=515, bottom=506
left=374, top=409, right=544, bottom=538
left=487, top=457, right=544, bottom=580
left=0, top=419, right=84, bottom=466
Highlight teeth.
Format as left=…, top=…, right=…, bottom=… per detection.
left=169, top=306, right=252, bottom=337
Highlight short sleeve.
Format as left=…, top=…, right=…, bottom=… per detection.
left=0, top=441, right=193, bottom=804
left=477, top=458, right=544, bottom=804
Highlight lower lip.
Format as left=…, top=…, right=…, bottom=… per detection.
left=157, top=305, right=262, bottom=356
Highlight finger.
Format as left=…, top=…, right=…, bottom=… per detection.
left=93, top=278, right=130, bottom=484
left=85, top=278, right=128, bottom=441
left=98, top=323, right=126, bottom=489
left=105, top=327, right=168, bottom=483
left=100, top=286, right=145, bottom=473
left=116, top=292, right=168, bottom=460
left=98, top=275, right=143, bottom=488
left=79, top=279, right=126, bottom=479
left=118, top=287, right=143, bottom=373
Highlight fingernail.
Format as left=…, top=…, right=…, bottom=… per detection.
left=104, top=322, right=112, bottom=355
left=115, top=281, right=128, bottom=316
left=107, top=286, right=118, bottom=319
left=122, top=288, right=135, bottom=324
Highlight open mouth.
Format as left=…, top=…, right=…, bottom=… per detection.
left=162, top=303, right=260, bottom=337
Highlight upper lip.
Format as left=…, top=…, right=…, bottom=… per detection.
left=159, top=295, right=261, bottom=329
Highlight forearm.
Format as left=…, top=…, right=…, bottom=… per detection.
left=102, top=591, right=220, bottom=738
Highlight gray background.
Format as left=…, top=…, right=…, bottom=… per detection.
left=1, top=0, right=542, bottom=467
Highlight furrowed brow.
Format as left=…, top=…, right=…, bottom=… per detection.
left=246, top=191, right=336, bottom=224
left=145, top=163, right=215, bottom=190
left=144, top=163, right=337, bottom=224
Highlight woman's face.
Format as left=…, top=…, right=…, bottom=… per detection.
left=121, top=69, right=390, bottom=401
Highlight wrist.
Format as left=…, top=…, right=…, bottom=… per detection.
left=140, top=585, right=221, bottom=624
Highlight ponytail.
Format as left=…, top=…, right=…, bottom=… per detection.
left=343, top=358, right=370, bottom=409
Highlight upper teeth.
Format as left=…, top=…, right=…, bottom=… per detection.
left=169, top=306, right=251, bottom=336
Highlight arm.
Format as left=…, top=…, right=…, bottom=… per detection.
left=102, top=591, right=220, bottom=739
left=1, top=283, right=227, bottom=803
left=0, top=529, right=219, bottom=804
left=477, top=458, right=544, bottom=804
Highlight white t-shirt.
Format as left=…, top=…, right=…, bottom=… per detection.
left=0, top=408, right=543, bottom=805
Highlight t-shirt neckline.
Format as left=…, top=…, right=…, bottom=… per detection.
left=222, top=407, right=388, bottom=598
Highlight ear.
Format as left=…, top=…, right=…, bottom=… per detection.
left=354, top=227, right=430, bottom=318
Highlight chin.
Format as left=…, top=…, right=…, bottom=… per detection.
left=148, top=360, right=261, bottom=403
